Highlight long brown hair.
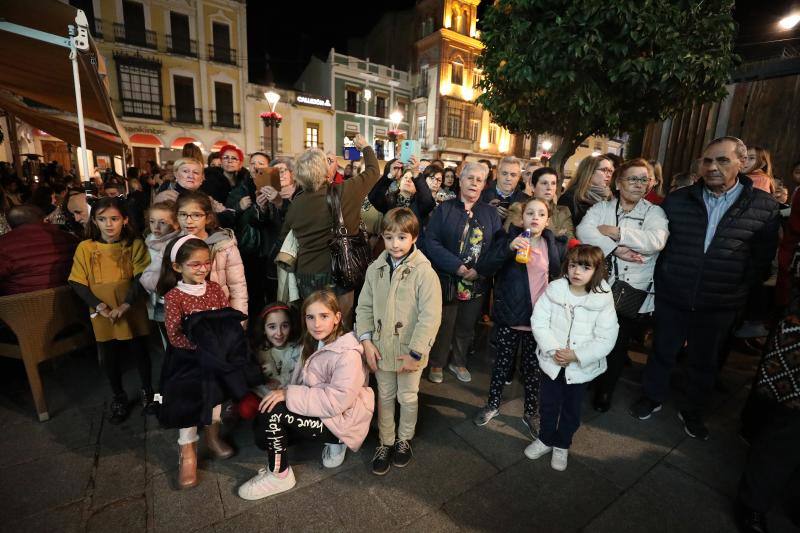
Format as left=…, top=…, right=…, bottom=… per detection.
left=564, top=155, right=613, bottom=204
left=156, top=236, right=210, bottom=296
left=300, top=290, right=345, bottom=362
left=87, top=196, right=137, bottom=244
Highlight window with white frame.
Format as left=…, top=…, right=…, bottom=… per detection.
left=305, top=123, right=320, bottom=149
left=469, top=119, right=480, bottom=141
left=489, top=124, right=499, bottom=145
left=417, top=116, right=427, bottom=142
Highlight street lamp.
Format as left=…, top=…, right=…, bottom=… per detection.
left=779, top=13, right=800, bottom=30
left=363, top=89, right=372, bottom=152
left=262, top=90, right=281, bottom=159
left=541, top=139, right=553, bottom=151
left=388, top=110, right=404, bottom=157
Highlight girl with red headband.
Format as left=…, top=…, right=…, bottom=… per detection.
left=237, top=302, right=301, bottom=420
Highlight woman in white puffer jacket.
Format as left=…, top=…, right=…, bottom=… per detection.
left=577, top=158, right=669, bottom=413
left=527, top=244, right=619, bottom=472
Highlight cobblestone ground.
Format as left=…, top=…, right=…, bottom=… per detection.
left=0, top=327, right=797, bottom=533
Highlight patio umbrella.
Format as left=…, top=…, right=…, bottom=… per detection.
left=0, top=0, right=129, bottom=176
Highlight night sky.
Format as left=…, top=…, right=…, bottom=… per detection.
left=245, top=0, right=799, bottom=87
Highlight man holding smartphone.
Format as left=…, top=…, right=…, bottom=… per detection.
left=480, top=156, right=529, bottom=220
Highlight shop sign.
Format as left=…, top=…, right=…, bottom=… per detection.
left=125, top=125, right=167, bottom=135
left=296, top=95, right=332, bottom=108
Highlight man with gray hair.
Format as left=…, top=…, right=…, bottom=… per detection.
left=480, top=155, right=529, bottom=220
left=630, top=136, right=779, bottom=440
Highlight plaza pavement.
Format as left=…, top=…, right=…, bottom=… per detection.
left=0, top=327, right=797, bottom=533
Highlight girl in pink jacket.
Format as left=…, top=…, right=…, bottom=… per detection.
left=238, top=290, right=374, bottom=500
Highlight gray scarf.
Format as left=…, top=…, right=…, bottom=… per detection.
left=585, top=184, right=611, bottom=205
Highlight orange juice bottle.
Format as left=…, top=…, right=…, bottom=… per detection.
left=515, top=229, right=532, bottom=264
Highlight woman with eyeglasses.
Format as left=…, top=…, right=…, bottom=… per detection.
left=201, top=145, right=252, bottom=207
left=576, top=158, right=669, bottom=412
left=558, top=155, right=615, bottom=227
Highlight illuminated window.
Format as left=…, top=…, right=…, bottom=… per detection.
left=305, top=123, right=319, bottom=148
left=489, top=125, right=499, bottom=145
left=451, top=61, right=463, bottom=85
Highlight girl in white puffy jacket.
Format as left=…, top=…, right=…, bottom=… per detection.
left=527, top=244, right=619, bottom=471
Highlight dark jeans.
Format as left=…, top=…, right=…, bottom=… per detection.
left=738, top=398, right=800, bottom=513
left=429, top=296, right=484, bottom=368
left=98, top=337, right=152, bottom=396
left=253, top=402, right=335, bottom=473
left=642, top=298, right=737, bottom=413
left=595, top=315, right=648, bottom=397
left=538, top=369, right=586, bottom=449
left=487, top=326, right=540, bottom=416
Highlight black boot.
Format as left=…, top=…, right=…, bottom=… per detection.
left=108, top=392, right=130, bottom=425
left=734, top=501, right=769, bottom=533
left=593, top=391, right=612, bottom=413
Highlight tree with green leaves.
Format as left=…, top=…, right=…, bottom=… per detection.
left=477, top=0, right=737, bottom=173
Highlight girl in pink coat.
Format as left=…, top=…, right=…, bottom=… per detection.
left=238, top=290, right=374, bottom=500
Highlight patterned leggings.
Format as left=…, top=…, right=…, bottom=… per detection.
left=487, top=326, right=540, bottom=416
left=253, top=402, right=335, bottom=473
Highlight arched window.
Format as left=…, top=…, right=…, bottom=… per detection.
left=451, top=58, right=464, bottom=85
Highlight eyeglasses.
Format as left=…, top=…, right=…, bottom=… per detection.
left=177, top=212, right=206, bottom=221
left=621, top=176, right=649, bottom=185
left=596, top=167, right=614, bottom=175
left=428, top=177, right=443, bottom=183
left=221, top=156, right=240, bottom=162
left=185, top=261, right=212, bottom=271
left=326, top=158, right=336, bottom=164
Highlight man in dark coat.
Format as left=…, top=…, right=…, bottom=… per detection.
left=630, top=137, right=780, bottom=440
left=480, top=156, right=529, bottom=221
left=0, top=205, right=79, bottom=296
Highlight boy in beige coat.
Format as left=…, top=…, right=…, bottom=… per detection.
left=356, top=207, right=442, bottom=475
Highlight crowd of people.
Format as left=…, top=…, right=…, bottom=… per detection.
left=1, top=136, right=799, bottom=532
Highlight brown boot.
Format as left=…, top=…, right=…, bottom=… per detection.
left=178, top=442, right=198, bottom=489
left=205, top=421, right=234, bottom=459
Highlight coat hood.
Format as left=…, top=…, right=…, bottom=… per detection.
left=204, top=227, right=237, bottom=249
left=544, top=277, right=613, bottom=310
left=145, top=229, right=181, bottom=250
left=317, top=331, right=363, bottom=356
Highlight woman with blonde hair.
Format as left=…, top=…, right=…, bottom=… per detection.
left=557, top=155, right=614, bottom=227
left=743, top=146, right=775, bottom=194
left=279, top=134, right=380, bottom=322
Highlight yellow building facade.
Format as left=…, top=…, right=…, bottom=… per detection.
left=37, top=0, right=249, bottom=172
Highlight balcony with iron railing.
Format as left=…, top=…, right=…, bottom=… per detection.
left=117, top=98, right=162, bottom=120
left=211, top=110, right=240, bottom=129
left=208, top=44, right=237, bottom=65
left=113, top=23, right=157, bottom=49
left=412, top=82, right=429, bottom=100
left=168, top=105, right=202, bottom=125
left=165, top=35, right=198, bottom=58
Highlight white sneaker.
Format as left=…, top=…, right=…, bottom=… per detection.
left=524, top=439, right=552, bottom=460
left=238, top=467, right=296, bottom=500
left=551, top=447, right=568, bottom=471
left=322, top=442, right=347, bottom=468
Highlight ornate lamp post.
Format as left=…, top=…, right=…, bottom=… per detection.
left=388, top=110, right=404, bottom=158
left=261, top=90, right=281, bottom=159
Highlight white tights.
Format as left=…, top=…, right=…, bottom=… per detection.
left=177, top=404, right=222, bottom=445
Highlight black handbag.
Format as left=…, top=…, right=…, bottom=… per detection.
left=326, top=185, right=371, bottom=291
left=609, top=204, right=651, bottom=319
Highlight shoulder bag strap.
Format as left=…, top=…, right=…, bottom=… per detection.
left=326, top=185, right=347, bottom=235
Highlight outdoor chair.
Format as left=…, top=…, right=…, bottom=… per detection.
left=0, top=286, right=93, bottom=421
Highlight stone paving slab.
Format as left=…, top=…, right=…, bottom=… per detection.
left=0, top=446, right=94, bottom=522
left=584, top=463, right=740, bottom=533
left=444, top=451, right=621, bottom=532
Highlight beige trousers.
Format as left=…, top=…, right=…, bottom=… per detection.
left=375, top=367, right=423, bottom=446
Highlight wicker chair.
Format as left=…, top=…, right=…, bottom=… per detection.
left=0, top=286, right=94, bottom=421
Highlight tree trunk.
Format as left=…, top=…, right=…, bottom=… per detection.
left=550, top=131, right=589, bottom=184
